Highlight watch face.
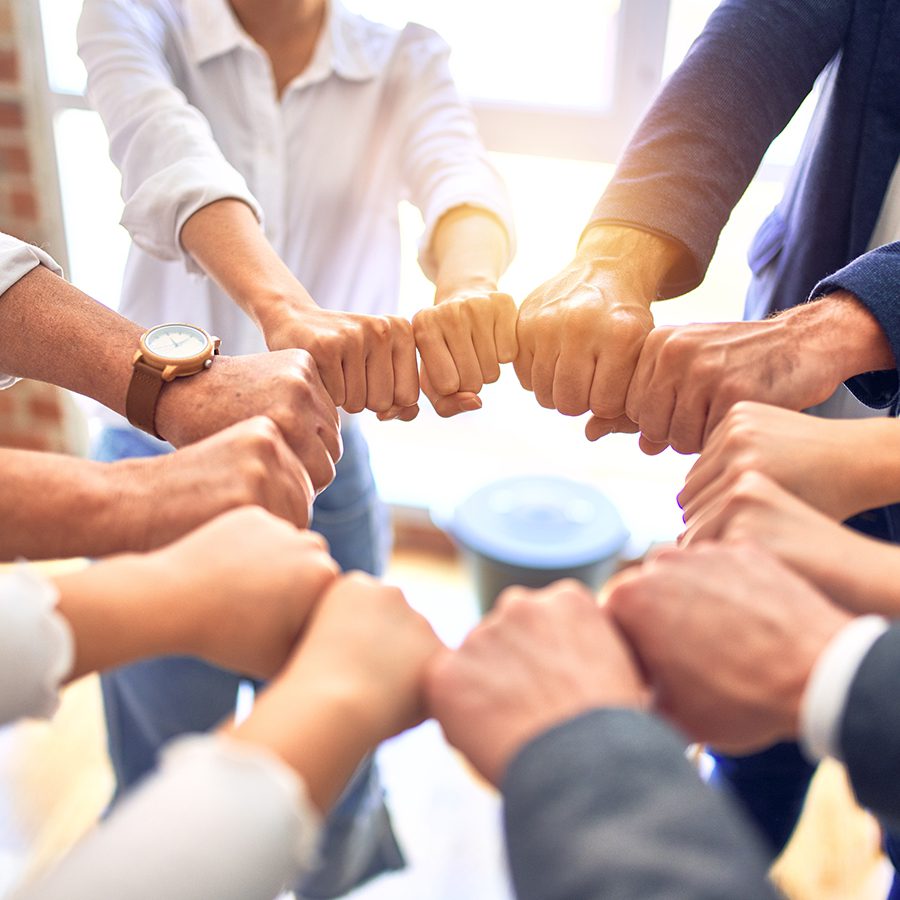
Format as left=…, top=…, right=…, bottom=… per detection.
left=144, top=324, right=210, bottom=360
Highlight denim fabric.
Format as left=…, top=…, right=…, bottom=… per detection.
left=93, top=422, right=402, bottom=897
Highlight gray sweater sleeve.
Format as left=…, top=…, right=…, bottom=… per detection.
left=502, top=709, right=780, bottom=900
left=839, top=624, right=900, bottom=830
left=587, top=0, right=851, bottom=297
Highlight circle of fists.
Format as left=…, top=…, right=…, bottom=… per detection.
left=260, top=247, right=844, bottom=462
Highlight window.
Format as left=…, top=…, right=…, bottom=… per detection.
left=33, top=1, right=817, bottom=550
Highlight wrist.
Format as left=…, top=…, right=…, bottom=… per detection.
left=247, top=286, right=319, bottom=337
left=433, top=275, right=499, bottom=304
left=797, top=292, right=894, bottom=383
left=232, top=674, right=377, bottom=811
left=576, top=224, right=683, bottom=301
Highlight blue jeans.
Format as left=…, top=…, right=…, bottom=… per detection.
left=94, top=423, right=402, bottom=897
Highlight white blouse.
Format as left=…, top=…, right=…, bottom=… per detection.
left=77, top=0, right=515, bottom=359
left=1, top=568, right=322, bottom=900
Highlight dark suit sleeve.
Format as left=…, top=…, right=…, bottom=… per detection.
left=839, top=624, right=900, bottom=829
left=811, top=242, right=900, bottom=408
left=502, top=709, right=779, bottom=900
left=587, top=0, right=852, bottom=297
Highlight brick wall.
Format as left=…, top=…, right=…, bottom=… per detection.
left=0, top=0, right=80, bottom=454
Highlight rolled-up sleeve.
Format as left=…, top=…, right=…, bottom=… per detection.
left=77, top=0, right=263, bottom=275
left=397, top=25, right=515, bottom=281
left=0, top=566, right=73, bottom=725
left=0, top=233, right=64, bottom=389
left=17, top=734, right=322, bottom=900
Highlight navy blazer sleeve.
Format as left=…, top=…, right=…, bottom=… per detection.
left=502, top=709, right=779, bottom=900
left=839, top=623, right=900, bottom=830
left=587, top=0, right=852, bottom=297
left=812, top=242, right=900, bottom=408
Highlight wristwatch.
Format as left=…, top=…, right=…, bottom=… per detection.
left=126, top=323, right=220, bottom=439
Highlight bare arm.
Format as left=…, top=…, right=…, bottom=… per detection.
left=180, top=198, right=419, bottom=417
left=0, top=264, right=341, bottom=491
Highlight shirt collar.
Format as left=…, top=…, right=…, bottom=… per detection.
left=184, top=0, right=393, bottom=83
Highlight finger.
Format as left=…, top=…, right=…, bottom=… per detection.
left=634, top=380, right=677, bottom=447
left=493, top=293, right=518, bottom=363
left=679, top=493, right=733, bottom=547
left=364, top=334, right=394, bottom=414
left=531, top=348, right=559, bottom=409
left=590, top=348, right=639, bottom=422
left=552, top=347, right=595, bottom=416
left=444, top=328, right=484, bottom=394
left=472, top=305, right=502, bottom=385
left=585, top=413, right=639, bottom=442
left=678, top=453, right=725, bottom=511
left=667, top=391, right=709, bottom=455
left=514, top=342, right=535, bottom=391
left=623, top=334, right=659, bottom=425
left=318, top=360, right=346, bottom=410
left=681, top=473, right=732, bottom=525
left=389, top=318, right=420, bottom=409
left=417, top=328, right=460, bottom=397
left=703, top=397, right=740, bottom=449
left=431, top=393, right=482, bottom=417
left=318, top=416, right=343, bottom=465
left=420, top=366, right=480, bottom=418
left=376, top=403, right=420, bottom=422
left=638, top=434, right=671, bottom=456
left=305, top=445, right=337, bottom=496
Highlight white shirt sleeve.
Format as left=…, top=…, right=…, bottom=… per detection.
left=0, top=566, right=74, bottom=724
left=0, top=233, right=64, bottom=390
left=396, top=25, right=516, bottom=281
left=77, top=0, right=263, bottom=275
left=799, top=615, right=889, bottom=762
left=15, top=734, right=323, bottom=900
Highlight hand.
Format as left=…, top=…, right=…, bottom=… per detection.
left=279, top=572, right=443, bottom=741
left=154, top=349, right=341, bottom=493
left=263, top=304, right=420, bottom=418
left=426, top=580, right=645, bottom=786
left=618, top=299, right=864, bottom=456
left=680, top=470, right=900, bottom=615
left=147, top=507, right=339, bottom=679
left=54, top=506, right=339, bottom=682
left=410, top=289, right=517, bottom=418
left=110, top=417, right=315, bottom=550
left=679, top=401, right=897, bottom=523
left=228, top=572, right=442, bottom=812
left=606, top=542, right=851, bottom=754
left=514, top=226, right=676, bottom=420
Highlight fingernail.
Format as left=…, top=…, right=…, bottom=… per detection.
left=461, top=397, right=482, bottom=412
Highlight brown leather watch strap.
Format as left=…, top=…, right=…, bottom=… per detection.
left=126, top=359, right=166, bottom=439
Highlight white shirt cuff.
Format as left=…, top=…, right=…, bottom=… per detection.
left=0, top=564, right=74, bottom=725
left=800, top=615, right=889, bottom=762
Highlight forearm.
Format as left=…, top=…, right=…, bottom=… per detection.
left=53, top=554, right=191, bottom=680
left=0, top=450, right=150, bottom=561
left=179, top=199, right=316, bottom=335
left=0, top=265, right=142, bottom=415
left=574, top=224, right=683, bottom=302
left=227, top=671, right=377, bottom=814
left=430, top=206, right=508, bottom=301
left=822, top=537, right=900, bottom=617
left=838, top=418, right=900, bottom=516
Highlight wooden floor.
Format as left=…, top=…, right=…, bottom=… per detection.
left=0, top=551, right=892, bottom=898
